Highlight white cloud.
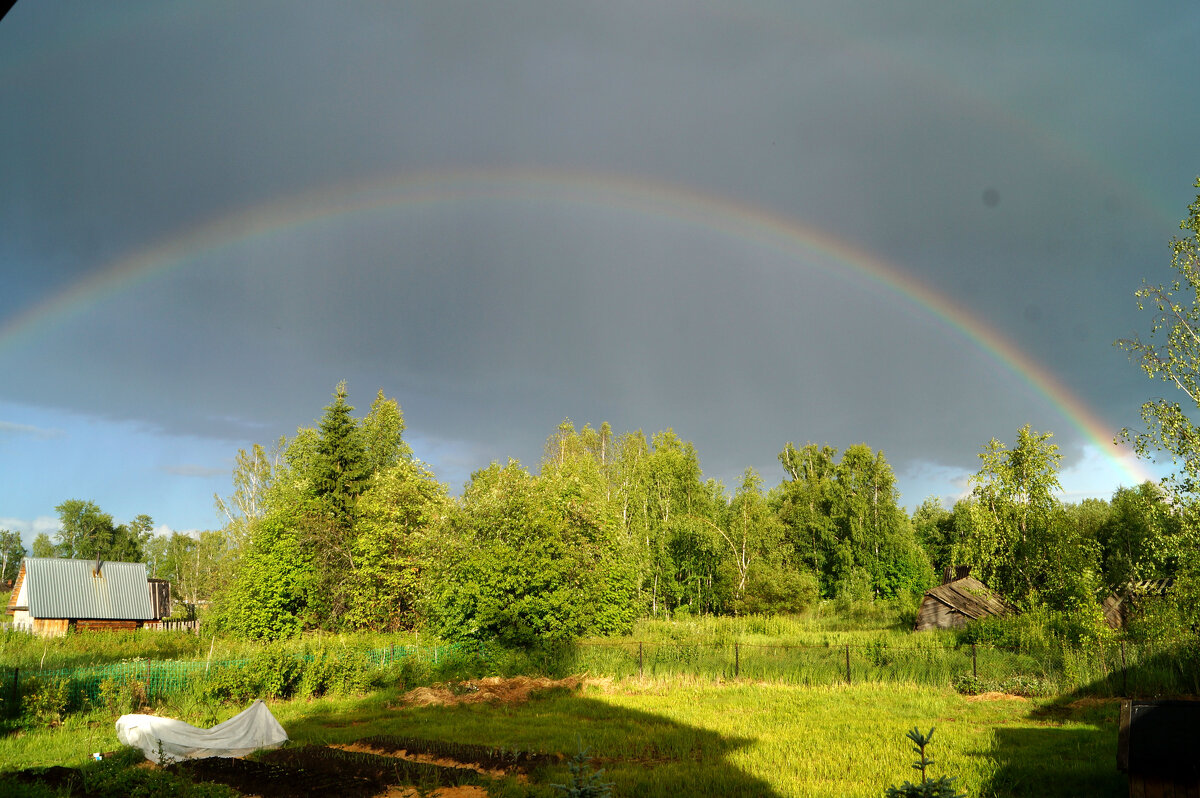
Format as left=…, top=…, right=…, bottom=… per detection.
left=0, top=420, right=64, bottom=439
left=0, top=515, right=61, bottom=541
left=150, top=524, right=205, bottom=539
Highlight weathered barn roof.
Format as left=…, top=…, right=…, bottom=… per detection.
left=12, top=557, right=154, bottom=620
left=923, top=576, right=1008, bottom=620
left=1103, top=578, right=1175, bottom=629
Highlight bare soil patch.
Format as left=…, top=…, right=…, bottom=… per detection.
left=332, top=742, right=513, bottom=779
left=172, top=744, right=491, bottom=798
left=395, top=675, right=582, bottom=707
left=963, top=691, right=1029, bottom=702
left=378, top=788, right=488, bottom=798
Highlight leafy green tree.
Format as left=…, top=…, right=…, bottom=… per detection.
left=429, top=456, right=637, bottom=647
left=1118, top=177, right=1200, bottom=496
left=0, top=529, right=25, bottom=584
left=776, top=443, right=929, bottom=598
left=775, top=443, right=839, bottom=580
left=912, top=497, right=956, bottom=577
left=214, top=384, right=421, bottom=636
left=710, top=468, right=781, bottom=606
left=603, top=427, right=723, bottom=616
left=1118, top=181, right=1200, bottom=634
left=152, top=530, right=230, bottom=610
left=347, top=459, right=449, bottom=631
left=213, top=441, right=278, bottom=554
left=53, top=500, right=150, bottom=562
left=216, top=515, right=313, bottom=639
left=30, top=532, right=54, bottom=558
left=1098, top=482, right=1191, bottom=589
left=359, top=389, right=412, bottom=477
left=963, top=426, right=1100, bottom=609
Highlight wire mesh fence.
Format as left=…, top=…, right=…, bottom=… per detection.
left=2, top=635, right=1195, bottom=722
left=569, top=638, right=1199, bottom=697
left=0, top=641, right=465, bottom=713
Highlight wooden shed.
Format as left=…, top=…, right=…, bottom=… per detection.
left=913, top=567, right=1007, bottom=632
left=5, top=557, right=167, bottom=636
left=1102, top=578, right=1174, bottom=630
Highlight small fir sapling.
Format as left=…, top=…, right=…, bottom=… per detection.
left=884, top=727, right=965, bottom=798
left=552, top=744, right=614, bottom=798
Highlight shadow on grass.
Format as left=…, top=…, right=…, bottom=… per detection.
left=980, top=643, right=1200, bottom=798
left=979, top=723, right=1124, bottom=798
left=276, top=684, right=782, bottom=797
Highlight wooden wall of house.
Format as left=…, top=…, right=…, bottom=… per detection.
left=74, top=619, right=142, bottom=633
left=148, top=579, right=171, bottom=620
left=32, top=618, right=69, bottom=637
left=914, top=597, right=969, bottom=632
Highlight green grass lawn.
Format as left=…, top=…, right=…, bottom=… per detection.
left=1, top=677, right=1125, bottom=797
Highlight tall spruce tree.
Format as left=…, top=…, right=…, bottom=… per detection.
left=311, top=381, right=369, bottom=525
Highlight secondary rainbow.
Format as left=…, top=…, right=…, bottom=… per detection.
left=0, top=167, right=1153, bottom=484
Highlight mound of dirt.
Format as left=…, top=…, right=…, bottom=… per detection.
left=963, top=691, right=1029, bottom=702
left=396, top=675, right=582, bottom=707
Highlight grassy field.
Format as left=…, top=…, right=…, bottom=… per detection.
left=0, top=603, right=1145, bottom=795
left=0, top=674, right=1125, bottom=797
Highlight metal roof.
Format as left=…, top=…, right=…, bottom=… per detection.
left=22, top=557, right=154, bottom=620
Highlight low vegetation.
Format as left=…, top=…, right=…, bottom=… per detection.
left=0, top=665, right=1126, bottom=797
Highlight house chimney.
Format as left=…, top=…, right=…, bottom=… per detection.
left=93, top=553, right=103, bottom=577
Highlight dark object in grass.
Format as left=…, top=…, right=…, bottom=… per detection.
left=4, top=764, right=81, bottom=792
left=172, top=744, right=487, bottom=798
left=1118, top=700, right=1200, bottom=794
left=884, top=727, right=965, bottom=798
left=357, top=734, right=563, bottom=772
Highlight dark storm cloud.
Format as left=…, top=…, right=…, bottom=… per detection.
left=2, top=1, right=1198, bottom=510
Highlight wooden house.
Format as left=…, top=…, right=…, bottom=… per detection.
left=913, top=567, right=1008, bottom=632
left=1102, top=578, right=1174, bottom=630
left=5, top=557, right=168, bottom=636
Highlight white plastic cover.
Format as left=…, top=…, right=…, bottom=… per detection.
left=115, top=699, right=288, bottom=764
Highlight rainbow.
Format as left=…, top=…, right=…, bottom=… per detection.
left=0, top=167, right=1154, bottom=484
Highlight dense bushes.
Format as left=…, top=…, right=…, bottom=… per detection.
left=955, top=606, right=1111, bottom=650
left=428, top=461, right=638, bottom=647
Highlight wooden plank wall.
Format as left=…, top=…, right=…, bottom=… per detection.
left=914, top=598, right=968, bottom=632
left=74, top=619, right=141, bottom=632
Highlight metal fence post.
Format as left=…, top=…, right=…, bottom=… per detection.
left=638, top=642, right=644, bottom=677
left=972, top=643, right=977, bottom=680
left=735, top=643, right=740, bottom=679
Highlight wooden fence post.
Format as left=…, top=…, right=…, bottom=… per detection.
left=11, top=668, right=17, bottom=709
left=1121, top=641, right=1128, bottom=696
left=972, top=643, right=977, bottom=680
left=845, top=645, right=851, bottom=685
left=638, top=642, right=644, bottom=677
left=735, top=643, right=740, bottom=679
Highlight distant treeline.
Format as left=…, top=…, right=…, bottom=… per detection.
left=8, top=384, right=1192, bottom=645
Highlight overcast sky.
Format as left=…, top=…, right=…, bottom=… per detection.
left=2, top=2, right=1197, bottom=541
